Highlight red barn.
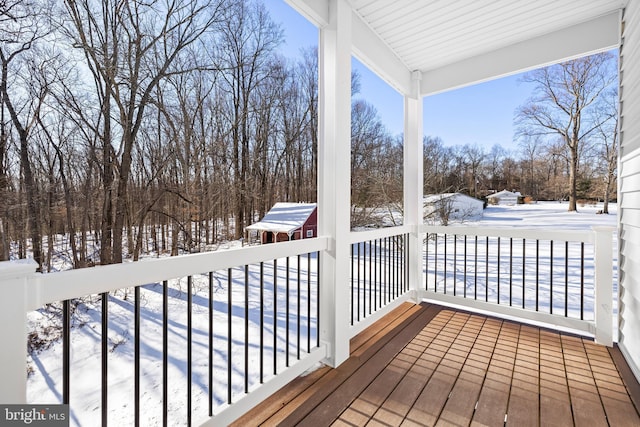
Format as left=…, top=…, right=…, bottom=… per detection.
left=246, top=203, right=317, bottom=244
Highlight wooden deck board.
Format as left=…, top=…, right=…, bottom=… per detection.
left=234, top=303, right=640, bottom=427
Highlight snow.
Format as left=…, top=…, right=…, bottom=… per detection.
left=245, top=202, right=316, bottom=234
left=25, top=201, right=617, bottom=426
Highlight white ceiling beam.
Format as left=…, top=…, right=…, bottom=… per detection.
left=286, top=0, right=413, bottom=95
left=285, top=0, right=329, bottom=28
left=421, top=11, right=621, bottom=96
left=350, top=9, right=412, bottom=95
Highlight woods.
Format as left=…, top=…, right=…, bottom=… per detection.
left=0, top=0, right=619, bottom=271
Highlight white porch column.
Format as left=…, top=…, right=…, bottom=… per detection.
left=0, top=259, right=38, bottom=403
left=404, top=71, right=424, bottom=302
left=317, top=0, right=352, bottom=367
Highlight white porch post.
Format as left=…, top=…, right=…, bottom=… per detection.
left=404, top=71, right=424, bottom=302
left=0, top=260, right=38, bottom=403
left=593, top=226, right=615, bottom=346
left=317, top=0, right=351, bottom=367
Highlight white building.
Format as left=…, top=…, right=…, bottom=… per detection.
left=424, top=193, right=484, bottom=223
left=486, top=190, right=521, bottom=206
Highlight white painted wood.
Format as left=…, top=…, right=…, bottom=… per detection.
left=404, top=71, right=424, bottom=301
left=284, top=0, right=329, bottom=27
left=317, top=0, right=352, bottom=368
left=619, top=0, right=640, bottom=383
left=351, top=9, right=411, bottom=95
left=348, top=225, right=412, bottom=244
left=422, top=225, right=595, bottom=243
left=419, top=291, right=594, bottom=338
left=593, top=226, right=615, bottom=346
left=204, top=346, right=327, bottom=426
left=421, top=12, right=621, bottom=95
left=30, top=237, right=329, bottom=310
left=0, top=259, right=38, bottom=403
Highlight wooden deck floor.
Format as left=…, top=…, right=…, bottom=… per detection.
left=233, top=302, right=640, bottom=427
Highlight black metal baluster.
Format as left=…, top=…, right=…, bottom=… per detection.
left=497, top=237, right=501, bottom=304
left=550, top=241, right=554, bottom=314
left=245, top=265, right=249, bottom=393
left=522, top=239, right=526, bottom=309
left=357, top=242, right=361, bottom=322
left=260, top=262, right=264, bottom=383
left=208, top=273, right=214, bottom=416
left=188, top=276, right=193, bottom=425
left=163, top=281, right=168, bottom=427
left=565, top=241, right=569, bottom=318
left=135, top=286, right=141, bottom=427
left=536, top=240, right=540, bottom=312
left=227, top=270, right=232, bottom=404
left=63, top=300, right=70, bottom=405
left=101, top=292, right=108, bottom=427
left=580, top=243, right=585, bottom=320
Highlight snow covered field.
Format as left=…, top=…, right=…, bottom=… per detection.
left=25, top=201, right=617, bottom=426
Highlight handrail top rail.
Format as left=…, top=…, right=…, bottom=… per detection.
left=26, top=236, right=330, bottom=310
left=349, top=225, right=413, bottom=244
left=420, top=224, right=614, bottom=243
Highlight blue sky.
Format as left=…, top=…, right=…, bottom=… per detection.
left=268, top=1, right=533, bottom=151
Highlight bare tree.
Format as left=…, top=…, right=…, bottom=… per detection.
left=462, top=143, right=485, bottom=198
left=516, top=52, right=617, bottom=211
left=593, top=86, right=618, bottom=213
left=0, top=0, right=54, bottom=268
left=63, top=0, right=225, bottom=263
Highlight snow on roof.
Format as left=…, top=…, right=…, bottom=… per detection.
left=423, top=193, right=458, bottom=203
left=423, top=193, right=482, bottom=204
left=246, top=202, right=317, bottom=234
left=487, top=190, right=521, bottom=198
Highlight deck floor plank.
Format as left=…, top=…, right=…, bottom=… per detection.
left=234, top=303, right=640, bottom=427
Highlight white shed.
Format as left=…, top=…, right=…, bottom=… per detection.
left=424, top=193, right=484, bottom=224
left=486, top=190, right=521, bottom=206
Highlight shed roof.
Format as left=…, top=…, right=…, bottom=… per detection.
left=246, top=203, right=317, bottom=234
left=487, top=190, right=521, bottom=199
left=423, top=193, right=483, bottom=205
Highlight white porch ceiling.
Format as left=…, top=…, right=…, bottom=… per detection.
left=286, top=0, right=626, bottom=95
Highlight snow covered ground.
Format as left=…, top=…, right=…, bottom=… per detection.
left=25, top=201, right=617, bottom=426
left=425, top=201, right=617, bottom=313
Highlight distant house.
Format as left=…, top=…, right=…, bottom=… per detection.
left=246, top=202, right=317, bottom=244
left=486, top=190, right=521, bottom=206
left=424, top=193, right=484, bottom=224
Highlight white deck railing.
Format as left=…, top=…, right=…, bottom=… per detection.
left=0, top=224, right=615, bottom=425
left=420, top=225, right=615, bottom=345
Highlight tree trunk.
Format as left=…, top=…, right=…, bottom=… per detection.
left=568, top=145, right=579, bottom=212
